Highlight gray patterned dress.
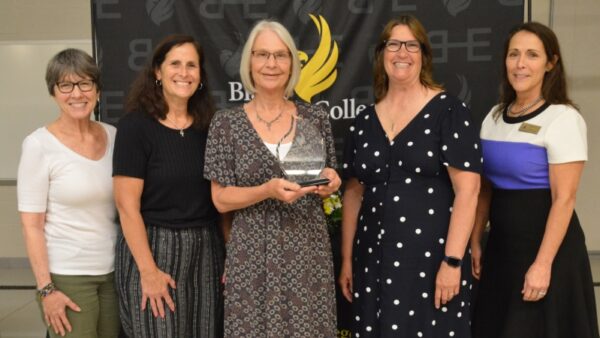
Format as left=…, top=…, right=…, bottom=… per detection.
left=204, top=101, right=337, bottom=337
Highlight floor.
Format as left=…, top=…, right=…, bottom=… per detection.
left=2, top=257, right=600, bottom=338
left=0, top=266, right=44, bottom=338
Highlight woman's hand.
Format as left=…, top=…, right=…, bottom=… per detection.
left=522, top=261, right=551, bottom=301
left=471, top=242, right=483, bottom=280
left=315, top=167, right=342, bottom=198
left=434, top=262, right=461, bottom=309
left=265, top=178, right=317, bottom=203
left=140, top=268, right=177, bottom=318
left=339, top=259, right=353, bottom=303
left=42, top=291, right=81, bottom=336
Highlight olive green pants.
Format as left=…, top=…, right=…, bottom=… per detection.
left=39, top=272, right=120, bottom=338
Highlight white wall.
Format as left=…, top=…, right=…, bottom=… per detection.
left=0, top=41, right=93, bottom=180
left=0, top=0, right=92, bottom=259
left=529, top=0, right=600, bottom=251
left=551, top=0, right=600, bottom=252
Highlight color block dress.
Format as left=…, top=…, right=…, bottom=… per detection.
left=204, top=101, right=337, bottom=338
left=342, top=93, right=482, bottom=338
left=472, top=103, right=599, bottom=338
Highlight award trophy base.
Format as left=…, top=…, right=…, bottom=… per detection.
left=298, top=177, right=330, bottom=187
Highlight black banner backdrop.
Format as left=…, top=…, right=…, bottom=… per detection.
left=92, top=1, right=523, bottom=336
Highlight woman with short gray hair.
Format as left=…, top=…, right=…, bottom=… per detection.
left=18, top=48, right=120, bottom=337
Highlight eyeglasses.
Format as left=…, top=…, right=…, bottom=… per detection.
left=251, top=50, right=291, bottom=63
left=382, top=39, right=421, bottom=53
left=55, top=80, right=95, bottom=94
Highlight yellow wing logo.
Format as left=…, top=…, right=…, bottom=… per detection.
left=295, top=14, right=339, bottom=103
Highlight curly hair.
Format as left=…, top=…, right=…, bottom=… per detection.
left=125, top=34, right=216, bottom=130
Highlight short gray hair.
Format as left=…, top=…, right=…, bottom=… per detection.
left=240, top=20, right=301, bottom=98
left=45, top=48, right=101, bottom=96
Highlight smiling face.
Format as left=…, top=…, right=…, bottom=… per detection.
left=383, top=24, right=422, bottom=87
left=250, top=29, right=292, bottom=95
left=155, top=42, right=201, bottom=105
left=53, top=73, right=99, bottom=120
left=506, top=30, right=555, bottom=99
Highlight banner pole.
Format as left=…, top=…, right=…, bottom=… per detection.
left=89, top=0, right=100, bottom=121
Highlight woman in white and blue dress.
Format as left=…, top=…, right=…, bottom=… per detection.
left=471, top=22, right=599, bottom=338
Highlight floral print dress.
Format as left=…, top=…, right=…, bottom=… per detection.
left=204, top=101, right=337, bottom=337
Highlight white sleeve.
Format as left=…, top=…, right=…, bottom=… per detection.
left=545, top=108, right=587, bottom=163
left=17, top=135, right=50, bottom=212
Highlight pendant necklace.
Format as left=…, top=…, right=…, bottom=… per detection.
left=255, top=101, right=284, bottom=131
left=508, top=96, right=544, bottom=117
left=166, top=114, right=188, bottom=137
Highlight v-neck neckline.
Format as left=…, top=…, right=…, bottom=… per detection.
left=373, top=92, right=444, bottom=144
left=240, top=105, right=297, bottom=162
left=44, top=122, right=110, bottom=163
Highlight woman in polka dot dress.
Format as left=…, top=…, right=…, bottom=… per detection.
left=339, top=15, right=482, bottom=337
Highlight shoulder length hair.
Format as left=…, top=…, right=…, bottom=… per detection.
left=373, top=15, right=442, bottom=103
left=494, top=21, right=577, bottom=118
left=239, top=19, right=301, bottom=98
left=125, top=34, right=216, bottom=130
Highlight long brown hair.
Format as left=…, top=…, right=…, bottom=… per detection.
left=125, top=34, right=215, bottom=130
left=373, top=15, right=442, bottom=103
left=494, top=22, right=576, bottom=118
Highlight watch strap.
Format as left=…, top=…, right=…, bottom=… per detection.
left=443, top=255, right=462, bottom=267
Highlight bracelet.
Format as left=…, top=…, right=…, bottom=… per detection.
left=37, top=282, right=57, bottom=298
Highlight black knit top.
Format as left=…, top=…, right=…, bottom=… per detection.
left=113, top=112, right=218, bottom=229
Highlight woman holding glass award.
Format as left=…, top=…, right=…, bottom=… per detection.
left=204, top=19, right=340, bottom=337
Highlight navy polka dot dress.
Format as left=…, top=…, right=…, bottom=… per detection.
left=342, top=93, right=482, bottom=338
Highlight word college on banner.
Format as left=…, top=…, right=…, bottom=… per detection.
left=92, top=1, right=523, bottom=336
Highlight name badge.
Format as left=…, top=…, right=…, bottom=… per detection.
left=519, top=122, right=541, bottom=134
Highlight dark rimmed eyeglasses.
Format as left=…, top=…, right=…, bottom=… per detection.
left=55, top=80, right=95, bottom=94
left=382, top=39, right=421, bottom=53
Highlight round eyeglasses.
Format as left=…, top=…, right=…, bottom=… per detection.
left=383, top=39, right=421, bottom=53
left=55, top=80, right=96, bottom=94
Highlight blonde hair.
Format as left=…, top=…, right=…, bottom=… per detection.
left=240, top=20, right=301, bottom=98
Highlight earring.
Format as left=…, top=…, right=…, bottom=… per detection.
left=155, top=79, right=162, bottom=87
left=197, top=82, right=204, bottom=91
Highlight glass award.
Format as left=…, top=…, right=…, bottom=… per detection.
left=276, top=116, right=330, bottom=187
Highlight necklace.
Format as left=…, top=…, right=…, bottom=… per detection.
left=508, top=96, right=544, bottom=117
left=254, top=101, right=285, bottom=131
left=166, top=114, right=189, bottom=137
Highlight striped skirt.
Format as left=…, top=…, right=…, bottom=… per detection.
left=115, top=224, right=224, bottom=338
